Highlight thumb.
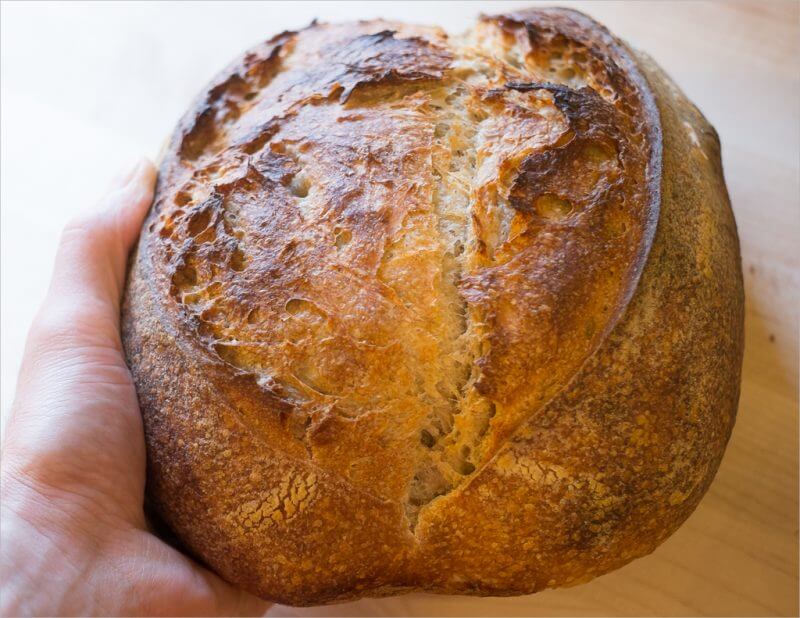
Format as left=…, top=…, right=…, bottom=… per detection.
left=21, top=159, right=157, bottom=363
left=12, top=157, right=157, bottom=415
left=46, top=158, right=157, bottom=315
left=4, top=158, right=156, bottom=498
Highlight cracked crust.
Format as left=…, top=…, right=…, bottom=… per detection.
left=122, top=8, right=743, bottom=605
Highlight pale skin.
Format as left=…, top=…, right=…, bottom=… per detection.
left=0, top=160, right=270, bottom=616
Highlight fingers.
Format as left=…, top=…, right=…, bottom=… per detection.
left=3, top=159, right=157, bottom=504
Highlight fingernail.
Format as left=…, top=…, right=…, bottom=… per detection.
left=111, top=159, right=145, bottom=190
left=121, top=159, right=146, bottom=186
left=88, top=159, right=153, bottom=219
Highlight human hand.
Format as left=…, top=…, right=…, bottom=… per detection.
left=1, top=160, right=269, bottom=616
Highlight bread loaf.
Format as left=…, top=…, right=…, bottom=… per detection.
left=122, top=8, right=744, bottom=605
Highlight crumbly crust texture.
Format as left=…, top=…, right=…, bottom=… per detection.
left=122, top=8, right=743, bottom=605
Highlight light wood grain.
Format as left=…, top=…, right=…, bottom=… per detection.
left=1, top=2, right=797, bottom=615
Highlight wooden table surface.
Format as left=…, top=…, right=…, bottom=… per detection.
left=2, top=2, right=797, bottom=616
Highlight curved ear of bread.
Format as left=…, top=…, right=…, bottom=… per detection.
left=122, top=7, right=743, bottom=606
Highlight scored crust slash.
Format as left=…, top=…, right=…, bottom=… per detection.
left=122, top=7, right=744, bottom=606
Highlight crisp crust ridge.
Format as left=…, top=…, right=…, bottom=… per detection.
left=122, top=7, right=743, bottom=605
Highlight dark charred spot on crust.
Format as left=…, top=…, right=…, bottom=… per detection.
left=180, top=107, right=218, bottom=161
left=208, top=74, right=249, bottom=107
left=483, top=9, right=644, bottom=116
left=506, top=82, right=622, bottom=220
left=179, top=39, right=290, bottom=161
left=328, top=30, right=453, bottom=101
left=240, top=122, right=280, bottom=155
left=243, top=33, right=293, bottom=89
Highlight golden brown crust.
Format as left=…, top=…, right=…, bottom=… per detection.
left=122, top=7, right=743, bottom=605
